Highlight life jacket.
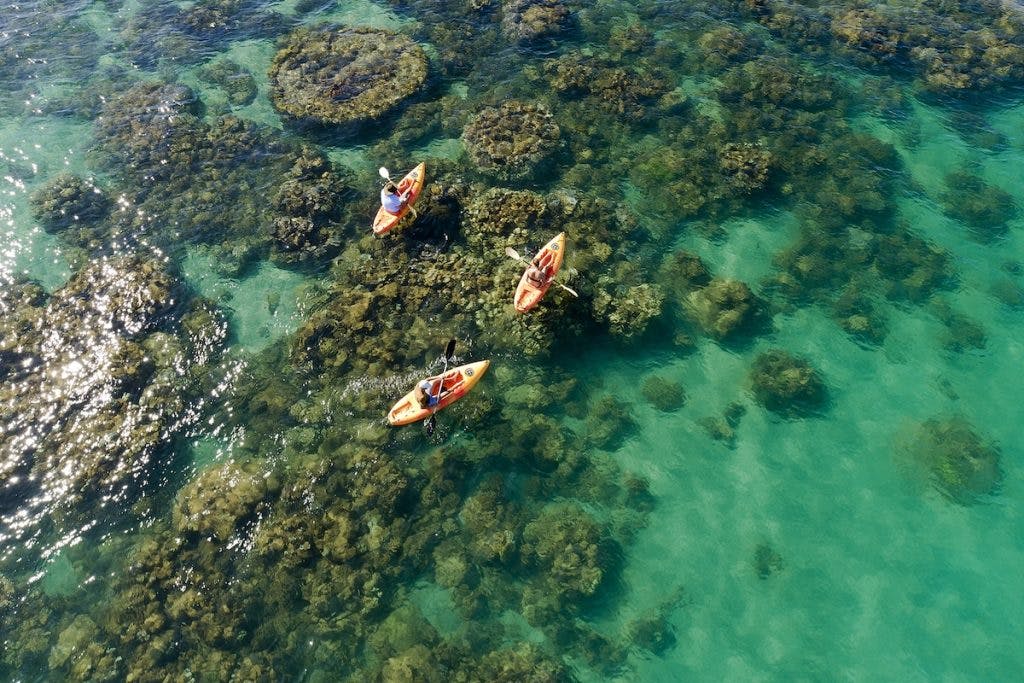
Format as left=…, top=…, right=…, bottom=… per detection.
left=381, top=187, right=403, bottom=214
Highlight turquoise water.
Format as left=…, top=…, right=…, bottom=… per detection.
left=2, top=0, right=1024, bottom=680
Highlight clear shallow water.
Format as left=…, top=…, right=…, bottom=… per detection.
left=2, top=0, right=1023, bottom=680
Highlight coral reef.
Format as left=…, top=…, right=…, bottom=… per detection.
left=90, top=81, right=357, bottom=266
left=0, top=257, right=225, bottom=554
left=626, top=587, right=685, bottom=655
left=11, top=3, right=1015, bottom=680
left=462, top=100, right=561, bottom=181
left=173, top=461, right=277, bottom=541
left=749, top=349, right=827, bottom=417
left=269, top=26, right=428, bottom=125
left=269, top=147, right=350, bottom=267
left=196, top=58, right=258, bottom=107
left=585, top=395, right=637, bottom=450
left=502, top=0, right=571, bottom=42
left=114, top=0, right=282, bottom=70
left=930, top=299, right=987, bottom=354
left=746, top=0, right=1024, bottom=95
left=753, top=542, right=784, bottom=579
left=542, top=53, right=672, bottom=120
left=0, top=11, right=103, bottom=115
left=29, top=174, right=111, bottom=235
left=941, top=169, right=1017, bottom=242
left=696, top=25, right=761, bottom=73
left=592, top=282, right=665, bottom=339
left=640, top=375, right=686, bottom=412
left=685, top=278, right=765, bottom=341
left=898, top=417, right=1001, bottom=505
left=698, top=402, right=747, bottom=447
left=521, top=502, right=607, bottom=601
left=719, top=142, right=773, bottom=193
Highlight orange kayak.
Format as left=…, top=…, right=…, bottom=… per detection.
left=372, top=162, right=426, bottom=235
left=514, top=232, right=565, bottom=313
left=387, top=360, right=490, bottom=426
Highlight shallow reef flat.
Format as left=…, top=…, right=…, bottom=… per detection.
left=1, top=0, right=1023, bottom=680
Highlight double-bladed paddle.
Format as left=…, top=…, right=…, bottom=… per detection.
left=425, top=338, right=457, bottom=436
left=505, top=246, right=579, bottom=297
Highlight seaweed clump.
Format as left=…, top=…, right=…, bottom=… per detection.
left=748, top=349, right=827, bottom=417
left=898, top=417, right=1001, bottom=505
left=462, top=100, right=561, bottom=181
left=269, top=26, right=428, bottom=125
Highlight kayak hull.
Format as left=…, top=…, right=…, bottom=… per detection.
left=514, top=232, right=566, bottom=313
left=372, top=162, right=426, bottom=235
left=388, top=360, right=490, bottom=426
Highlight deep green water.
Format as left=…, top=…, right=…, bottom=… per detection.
left=2, top=0, right=1024, bottom=680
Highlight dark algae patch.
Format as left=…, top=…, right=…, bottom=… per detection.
left=3, top=0, right=1024, bottom=679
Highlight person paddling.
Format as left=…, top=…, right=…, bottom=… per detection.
left=413, top=379, right=441, bottom=409
left=380, top=181, right=410, bottom=215
left=525, top=260, right=553, bottom=288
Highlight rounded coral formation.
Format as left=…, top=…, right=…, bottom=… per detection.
left=749, top=349, right=827, bottom=416
left=521, top=502, right=606, bottom=600
left=941, top=169, right=1017, bottom=242
left=197, top=58, right=258, bottom=107
left=898, top=416, right=1001, bottom=505
left=719, top=142, right=773, bottom=193
left=29, top=174, right=111, bottom=234
left=501, top=0, right=571, bottom=42
left=685, top=278, right=765, bottom=341
left=269, top=26, right=428, bottom=125
left=173, top=461, right=275, bottom=541
left=640, top=375, right=686, bottom=412
left=462, top=100, right=560, bottom=180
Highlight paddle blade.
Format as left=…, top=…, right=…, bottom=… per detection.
left=559, top=283, right=580, bottom=298
left=425, top=415, right=436, bottom=436
left=443, top=338, right=457, bottom=361
left=505, top=246, right=524, bottom=261
left=378, top=166, right=390, bottom=179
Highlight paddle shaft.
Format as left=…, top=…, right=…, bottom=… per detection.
left=426, top=339, right=457, bottom=433
left=505, top=246, right=579, bottom=298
